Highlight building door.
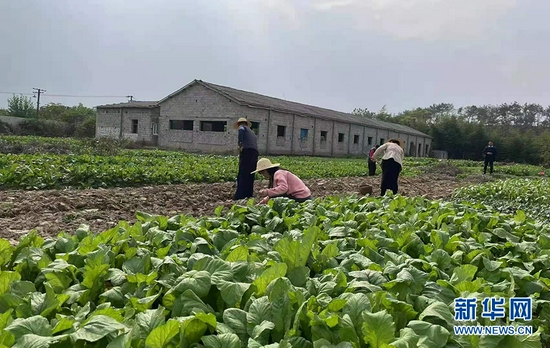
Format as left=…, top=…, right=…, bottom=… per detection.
left=409, top=142, right=415, bottom=156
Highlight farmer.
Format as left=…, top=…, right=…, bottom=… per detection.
left=482, top=141, right=497, bottom=174
left=368, top=145, right=380, bottom=176
left=251, top=158, right=312, bottom=204
left=233, top=117, right=259, bottom=200
left=371, top=139, right=405, bottom=196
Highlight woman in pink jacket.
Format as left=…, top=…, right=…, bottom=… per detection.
left=251, top=158, right=312, bottom=204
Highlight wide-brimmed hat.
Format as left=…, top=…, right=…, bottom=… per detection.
left=233, top=117, right=252, bottom=129
left=387, top=138, right=405, bottom=149
left=251, top=158, right=280, bottom=174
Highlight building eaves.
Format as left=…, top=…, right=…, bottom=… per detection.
left=199, top=81, right=431, bottom=138
left=96, top=101, right=159, bottom=109
left=158, top=79, right=431, bottom=138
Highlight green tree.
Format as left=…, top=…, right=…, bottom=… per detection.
left=352, top=108, right=376, bottom=119
left=8, top=94, right=36, bottom=118
left=38, top=103, right=70, bottom=121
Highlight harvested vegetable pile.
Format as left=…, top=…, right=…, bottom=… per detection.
left=0, top=195, right=547, bottom=347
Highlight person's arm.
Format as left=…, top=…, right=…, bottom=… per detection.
left=482, top=146, right=488, bottom=156
left=266, top=172, right=289, bottom=197
left=371, top=143, right=387, bottom=161
left=238, top=126, right=245, bottom=151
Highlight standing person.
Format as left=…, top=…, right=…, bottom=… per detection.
left=368, top=145, right=380, bottom=176
left=233, top=117, right=259, bottom=200
left=251, top=158, right=312, bottom=204
left=371, top=139, right=405, bottom=196
left=482, top=141, right=497, bottom=174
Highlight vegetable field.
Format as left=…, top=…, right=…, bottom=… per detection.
left=453, top=178, right=550, bottom=223
left=1, top=135, right=550, bottom=347
left=0, top=135, right=547, bottom=190
left=1, top=195, right=548, bottom=347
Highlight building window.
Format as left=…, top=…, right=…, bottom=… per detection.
left=200, top=121, right=227, bottom=132
left=131, top=119, right=138, bottom=134
left=152, top=122, right=158, bottom=135
left=277, top=125, right=286, bottom=137
left=418, top=143, right=422, bottom=156
left=169, top=120, right=193, bottom=130
left=425, top=144, right=429, bottom=156
left=320, top=130, right=327, bottom=142
left=353, top=135, right=360, bottom=144
left=379, top=138, right=385, bottom=145
left=338, top=133, right=345, bottom=143
left=251, top=122, right=260, bottom=135
left=300, top=128, right=309, bottom=140
left=368, top=136, right=373, bottom=145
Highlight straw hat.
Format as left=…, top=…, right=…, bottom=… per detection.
left=251, top=158, right=280, bottom=174
left=387, top=138, right=405, bottom=149
left=233, top=117, right=252, bottom=129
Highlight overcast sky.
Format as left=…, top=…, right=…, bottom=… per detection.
left=1, top=0, right=549, bottom=114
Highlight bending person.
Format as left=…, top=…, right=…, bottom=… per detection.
left=251, top=158, right=312, bottom=204
left=371, top=139, right=405, bottom=196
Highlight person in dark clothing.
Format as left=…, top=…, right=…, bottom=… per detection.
left=371, top=139, right=405, bottom=196
left=368, top=145, right=380, bottom=176
left=233, top=117, right=259, bottom=200
left=482, top=141, right=497, bottom=174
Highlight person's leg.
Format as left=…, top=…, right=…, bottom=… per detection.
left=369, top=161, right=376, bottom=176
left=246, top=150, right=259, bottom=197
left=234, top=152, right=246, bottom=200
left=240, top=149, right=255, bottom=198
left=483, top=158, right=489, bottom=174
left=380, top=160, right=389, bottom=196
left=393, top=162, right=402, bottom=194
left=386, top=159, right=399, bottom=194
left=490, top=159, right=494, bottom=174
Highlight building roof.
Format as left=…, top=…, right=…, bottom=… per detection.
left=160, top=80, right=430, bottom=138
left=96, top=101, right=158, bottom=109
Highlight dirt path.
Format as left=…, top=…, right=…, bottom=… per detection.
left=0, top=174, right=481, bottom=241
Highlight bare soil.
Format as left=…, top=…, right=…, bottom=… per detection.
left=0, top=174, right=484, bottom=243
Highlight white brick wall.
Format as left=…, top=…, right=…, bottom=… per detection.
left=96, top=82, right=434, bottom=157
left=96, top=108, right=158, bottom=144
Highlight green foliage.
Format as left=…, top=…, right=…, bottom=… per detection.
left=1, top=194, right=548, bottom=346
left=0, top=137, right=547, bottom=190
left=0, top=121, right=14, bottom=135
left=7, top=94, right=36, bottom=118
left=17, top=119, right=73, bottom=138
left=75, top=117, right=96, bottom=138
left=452, top=178, right=550, bottom=222
left=38, top=102, right=96, bottom=122
left=353, top=102, right=550, bottom=164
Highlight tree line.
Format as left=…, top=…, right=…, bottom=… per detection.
left=353, top=102, right=550, bottom=166
left=0, top=94, right=96, bottom=137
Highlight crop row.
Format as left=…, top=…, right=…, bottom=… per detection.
left=0, top=194, right=547, bottom=347
left=452, top=178, right=550, bottom=222
left=0, top=152, right=427, bottom=190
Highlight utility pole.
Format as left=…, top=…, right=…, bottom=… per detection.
left=33, top=88, right=46, bottom=117
left=127, top=95, right=134, bottom=102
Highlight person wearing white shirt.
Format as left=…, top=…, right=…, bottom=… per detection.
left=371, top=139, right=405, bottom=196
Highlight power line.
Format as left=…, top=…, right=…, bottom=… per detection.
left=0, top=91, right=34, bottom=96
left=0, top=91, right=129, bottom=98
left=45, top=93, right=129, bottom=98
